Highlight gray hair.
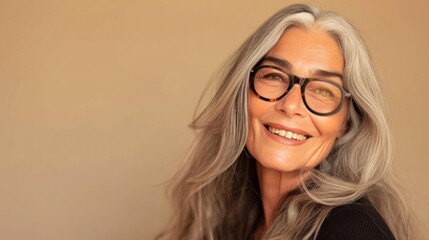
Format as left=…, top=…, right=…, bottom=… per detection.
left=156, top=4, right=422, bottom=240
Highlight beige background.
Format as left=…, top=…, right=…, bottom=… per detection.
left=0, top=0, right=428, bottom=239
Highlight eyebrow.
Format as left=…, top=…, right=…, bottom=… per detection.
left=261, top=56, right=344, bottom=80
left=262, top=56, right=292, bottom=69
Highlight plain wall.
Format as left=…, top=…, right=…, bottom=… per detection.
left=0, top=0, right=428, bottom=239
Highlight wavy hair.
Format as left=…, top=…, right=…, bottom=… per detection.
left=156, top=4, right=422, bottom=240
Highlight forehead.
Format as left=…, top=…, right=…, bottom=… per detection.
left=265, top=27, right=344, bottom=76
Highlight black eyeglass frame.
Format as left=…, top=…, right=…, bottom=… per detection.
left=249, top=65, right=352, bottom=116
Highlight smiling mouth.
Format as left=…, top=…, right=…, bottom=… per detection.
left=266, top=125, right=309, bottom=141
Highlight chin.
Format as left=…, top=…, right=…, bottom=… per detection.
left=254, top=152, right=302, bottom=173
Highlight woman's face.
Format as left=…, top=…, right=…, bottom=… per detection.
left=246, top=27, right=349, bottom=172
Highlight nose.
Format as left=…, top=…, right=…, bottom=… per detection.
left=275, top=84, right=307, bottom=117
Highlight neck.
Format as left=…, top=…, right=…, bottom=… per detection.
left=256, top=163, right=310, bottom=228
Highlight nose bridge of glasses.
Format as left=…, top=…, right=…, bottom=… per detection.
left=284, top=81, right=305, bottom=102
left=289, top=75, right=307, bottom=92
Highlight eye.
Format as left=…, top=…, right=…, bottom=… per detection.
left=306, top=81, right=342, bottom=100
left=262, top=73, right=284, bottom=81
left=314, top=87, right=334, bottom=97
left=255, top=67, right=289, bottom=84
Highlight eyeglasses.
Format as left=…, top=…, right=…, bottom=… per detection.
left=250, top=65, right=351, bottom=116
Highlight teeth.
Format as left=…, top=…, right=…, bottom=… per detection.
left=268, top=126, right=308, bottom=141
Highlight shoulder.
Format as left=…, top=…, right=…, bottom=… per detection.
left=316, top=200, right=395, bottom=240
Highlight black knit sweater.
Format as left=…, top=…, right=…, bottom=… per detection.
left=316, top=200, right=395, bottom=239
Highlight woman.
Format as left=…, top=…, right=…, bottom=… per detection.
left=156, top=4, right=421, bottom=240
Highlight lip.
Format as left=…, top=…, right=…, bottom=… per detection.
left=263, top=122, right=312, bottom=146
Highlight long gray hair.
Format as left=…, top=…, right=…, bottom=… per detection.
left=156, top=4, right=422, bottom=240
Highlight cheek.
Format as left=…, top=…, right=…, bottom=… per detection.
left=314, top=108, right=348, bottom=140
left=246, top=95, right=265, bottom=150
left=307, top=109, right=349, bottom=162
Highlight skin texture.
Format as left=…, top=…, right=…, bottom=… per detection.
left=246, top=27, right=349, bottom=229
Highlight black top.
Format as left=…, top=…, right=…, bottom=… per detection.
left=316, top=200, right=395, bottom=240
